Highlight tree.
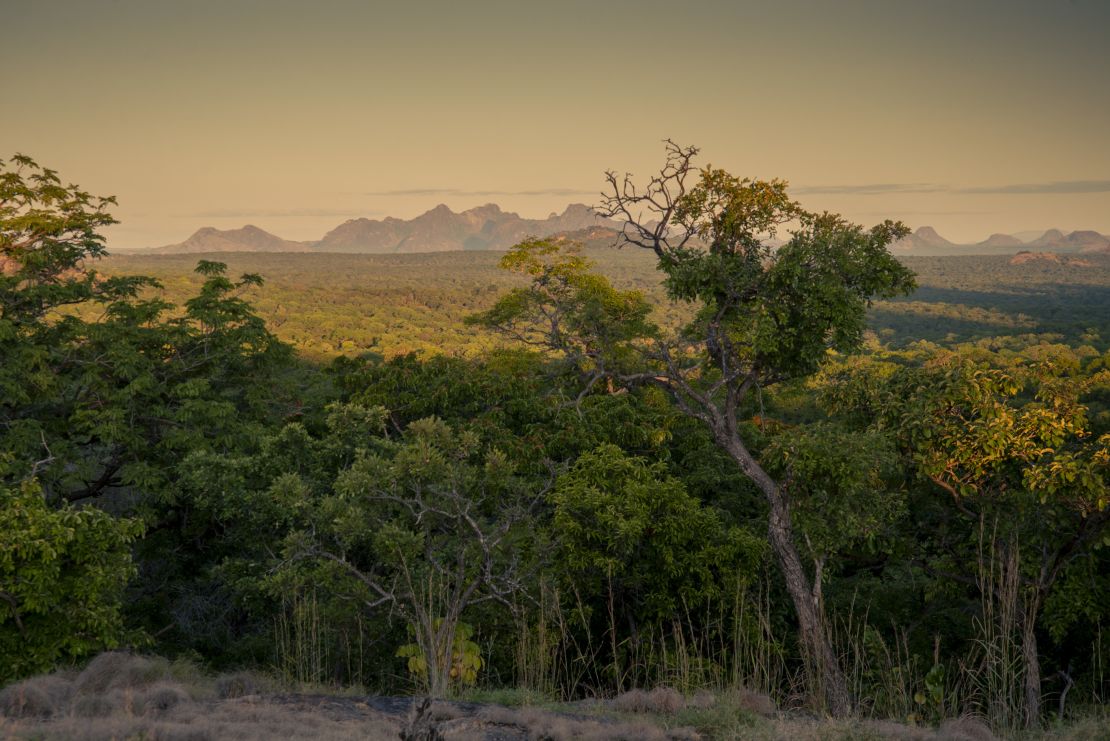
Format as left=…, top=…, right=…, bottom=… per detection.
left=1, top=155, right=291, bottom=509
left=552, top=444, right=763, bottom=626
left=471, top=142, right=916, bottom=715
left=830, top=355, right=1110, bottom=726
left=550, top=444, right=764, bottom=688
left=1, top=154, right=294, bottom=671
left=200, top=412, right=548, bottom=697
left=0, top=478, right=141, bottom=682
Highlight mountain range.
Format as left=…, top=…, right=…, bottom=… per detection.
left=150, top=204, right=621, bottom=254
left=146, top=204, right=1110, bottom=256
left=891, top=226, right=1110, bottom=255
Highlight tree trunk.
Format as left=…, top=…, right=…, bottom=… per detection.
left=422, top=614, right=456, bottom=698
left=723, top=435, right=853, bottom=717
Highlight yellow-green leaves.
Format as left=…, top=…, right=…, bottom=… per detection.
left=396, top=620, right=483, bottom=688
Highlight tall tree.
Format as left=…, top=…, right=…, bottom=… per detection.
left=1, top=155, right=290, bottom=509
left=1, top=154, right=292, bottom=672
left=472, top=142, right=915, bottom=715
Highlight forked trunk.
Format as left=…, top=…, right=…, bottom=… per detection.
left=722, top=435, right=853, bottom=717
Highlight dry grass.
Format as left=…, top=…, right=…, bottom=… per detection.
left=0, top=674, right=75, bottom=719
left=1, top=699, right=402, bottom=741
left=3, top=653, right=1107, bottom=741
left=0, top=652, right=402, bottom=741
left=474, top=704, right=701, bottom=740
left=937, top=716, right=998, bottom=741
left=215, top=672, right=261, bottom=700
left=74, top=652, right=166, bottom=696
left=613, top=687, right=686, bottom=714
left=1039, top=717, right=1110, bottom=741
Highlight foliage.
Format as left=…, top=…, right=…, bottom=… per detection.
left=1, top=154, right=296, bottom=682
left=466, top=238, right=656, bottom=380
left=1, top=154, right=292, bottom=513
left=396, top=620, right=483, bottom=688
left=0, top=479, right=142, bottom=681
left=824, top=348, right=1110, bottom=726
left=550, top=444, right=763, bottom=625
left=762, top=422, right=905, bottom=561
left=0, top=153, right=132, bottom=321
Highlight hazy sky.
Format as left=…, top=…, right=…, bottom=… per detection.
left=3, top=0, right=1109, bottom=247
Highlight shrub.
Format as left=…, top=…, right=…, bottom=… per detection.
left=215, top=672, right=258, bottom=699
left=0, top=676, right=62, bottom=718
left=0, top=483, right=141, bottom=682
left=613, top=687, right=685, bottom=714
left=139, top=682, right=191, bottom=715
left=75, top=652, right=165, bottom=695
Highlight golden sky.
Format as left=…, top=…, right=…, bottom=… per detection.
left=3, top=0, right=1108, bottom=247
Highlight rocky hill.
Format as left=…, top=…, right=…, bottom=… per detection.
left=150, top=225, right=312, bottom=253
left=1008, top=251, right=1094, bottom=267
left=978, top=233, right=1024, bottom=249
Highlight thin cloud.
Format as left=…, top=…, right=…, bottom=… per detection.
left=364, top=187, right=597, bottom=197
left=797, top=180, right=1110, bottom=196
left=958, top=180, right=1110, bottom=195
left=180, top=207, right=379, bottom=219
left=855, top=209, right=994, bottom=216
left=795, top=183, right=946, bottom=195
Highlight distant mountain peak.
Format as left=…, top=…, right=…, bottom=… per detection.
left=151, top=224, right=311, bottom=254
left=978, top=233, right=1023, bottom=248
left=463, top=203, right=508, bottom=219
left=913, top=226, right=954, bottom=245
left=892, top=226, right=956, bottom=252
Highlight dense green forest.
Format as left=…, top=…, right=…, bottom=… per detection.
left=93, top=249, right=1110, bottom=359
left=3, top=152, right=1109, bottom=740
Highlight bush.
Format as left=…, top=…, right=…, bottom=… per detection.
left=72, top=692, right=120, bottom=718
left=139, top=682, right=191, bottom=715
left=75, top=652, right=165, bottom=695
left=215, top=672, right=259, bottom=699
left=613, top=687, right=685, bottom=714
left=0, top=674, right=72, bottom=718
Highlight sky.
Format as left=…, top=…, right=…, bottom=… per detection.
left=2, top=0, right=1109, bottom=248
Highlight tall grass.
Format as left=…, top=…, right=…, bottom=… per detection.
left=270, top=537, right=1096, bottom=733
left=959, top=526, right=1027, bottom=733
left=836, top=605, right=924, bottom=722
left=274, top=587, right=329, bottom=686
left=510, top=578, right=791, bottom=703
